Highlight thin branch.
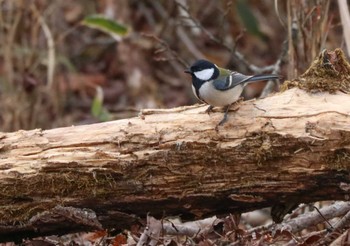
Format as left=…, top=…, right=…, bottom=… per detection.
left=31, top=5, right=55, bottom=90
left=277, top=201, right=350, bottom=234
left=260, top=39, right=288, bottom=98
left=175, top=1, right=285, bottom=74
left=149, top=1, right=203, bottom=62
left=337, top=0, right=350, bottom=56
left=313, top=205, right=335, bottom=230
left=141, top=33, right=189, bottom=68
left=274, top=0, right=287, bottom=29
left=334, top=210, right=350, bottom=232
left=329, top=229, right=350, bottom=246
left=3, top=1, right=22, bottom=89
left=320, top=209, right=350, bottom=244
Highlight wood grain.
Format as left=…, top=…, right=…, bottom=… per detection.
left=0, top=88, right=350, bottom=240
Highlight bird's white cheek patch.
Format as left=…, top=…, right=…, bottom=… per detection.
left=194, top=68, right=214, bottom=81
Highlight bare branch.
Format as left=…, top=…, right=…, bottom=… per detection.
left=278, top=202, right=350, bottom=234
left=320, top=209, right=350, bottom=244
left=175, top=1, right=286, bottom=75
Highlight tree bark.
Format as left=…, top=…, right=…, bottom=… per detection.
left=1, top=88, right=350, bottom=240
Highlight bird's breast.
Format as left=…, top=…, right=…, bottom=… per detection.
left=197, top=82, right=244, bottom=107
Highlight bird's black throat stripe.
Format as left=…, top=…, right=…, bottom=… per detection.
left=192, top=79, right=208, bottom=104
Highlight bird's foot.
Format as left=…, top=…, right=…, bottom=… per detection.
left=215, top=105, right=230, bottom=130
left=215, top=99, right=244, bottom=130
left=204, top=105, right=214, bottom=114
left=218, top=113, right=228, bottom=126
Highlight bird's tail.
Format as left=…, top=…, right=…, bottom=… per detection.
left=245, top=74, right=280, bottom=83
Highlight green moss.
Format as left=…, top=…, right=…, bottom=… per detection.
left=281, top=48, right=350, bottom=93
left=239, top=132, right=283, bottom=165
left=0, top=170, right=133, bottom=224
left=324, top=148, right=350, bottom=171
left=0, top=202, right=56, bottom=224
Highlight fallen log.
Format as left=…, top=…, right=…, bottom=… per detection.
left=1, top=49, right=350, bottom=241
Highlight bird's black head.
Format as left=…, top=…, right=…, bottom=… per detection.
left=184, top=59, right=219, bottom=82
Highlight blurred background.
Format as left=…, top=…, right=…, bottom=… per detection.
left=0, top=0, right=346, bottom=132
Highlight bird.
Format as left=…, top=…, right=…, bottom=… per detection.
left=184, top=59, right=279, bottom=126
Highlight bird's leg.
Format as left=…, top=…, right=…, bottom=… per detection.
left=205, top=105, right=214, bottom=114
left=218, top=105, right=230, bottom=126
left=216, top=99, right=243, bottom=129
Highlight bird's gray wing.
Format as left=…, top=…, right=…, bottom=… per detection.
left=213, top=72, right=253, bottom=91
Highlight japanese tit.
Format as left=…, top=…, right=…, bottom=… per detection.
left=185, top=59, right=279, bottom=126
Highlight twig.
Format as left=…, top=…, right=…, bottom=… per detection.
left=136, top=214, right=162, bottom=246
left=31, top=5, right=55, bottom=90
left=162, top=216, right=220, bottom=237
left=3, top=0, right=22, bottom=90
left=274, top=0, right=286, bottom=28
left=277, top=201, right=350, bottom=234
left=142, top=33, right=189, bottom=68
left=284, top=229, right=328, bottom=246
left=148, top=1, right=203, bottom=63
left=329, top=229, right=350, bottom=246
left=175, top=0, right=200, bottom=36
left=259, top=39, right=288, bottom=98
left=313, top=205, right=335, bottom=231
left=320, top=209, right=350, bottom=244
left=334, top=209, right=350, bottom=231
left=282, top=203, right=308, bottom=221
left=175, top=1, right=283, bottom=74
left=217, top=0, right=234, bottom=41
left=176, top=26, right=204, bottom=59
left=337, top=0, right=350, bottom=56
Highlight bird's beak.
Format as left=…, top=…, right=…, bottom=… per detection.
left=184, top=69, right=192, bottom=74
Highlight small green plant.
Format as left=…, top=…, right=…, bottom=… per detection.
left=82, top=15, right=128, bottom=41
left=91, top=86, right=110, bottom=121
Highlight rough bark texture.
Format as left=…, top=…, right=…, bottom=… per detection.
left=1, top=88, right=350, bottom=240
